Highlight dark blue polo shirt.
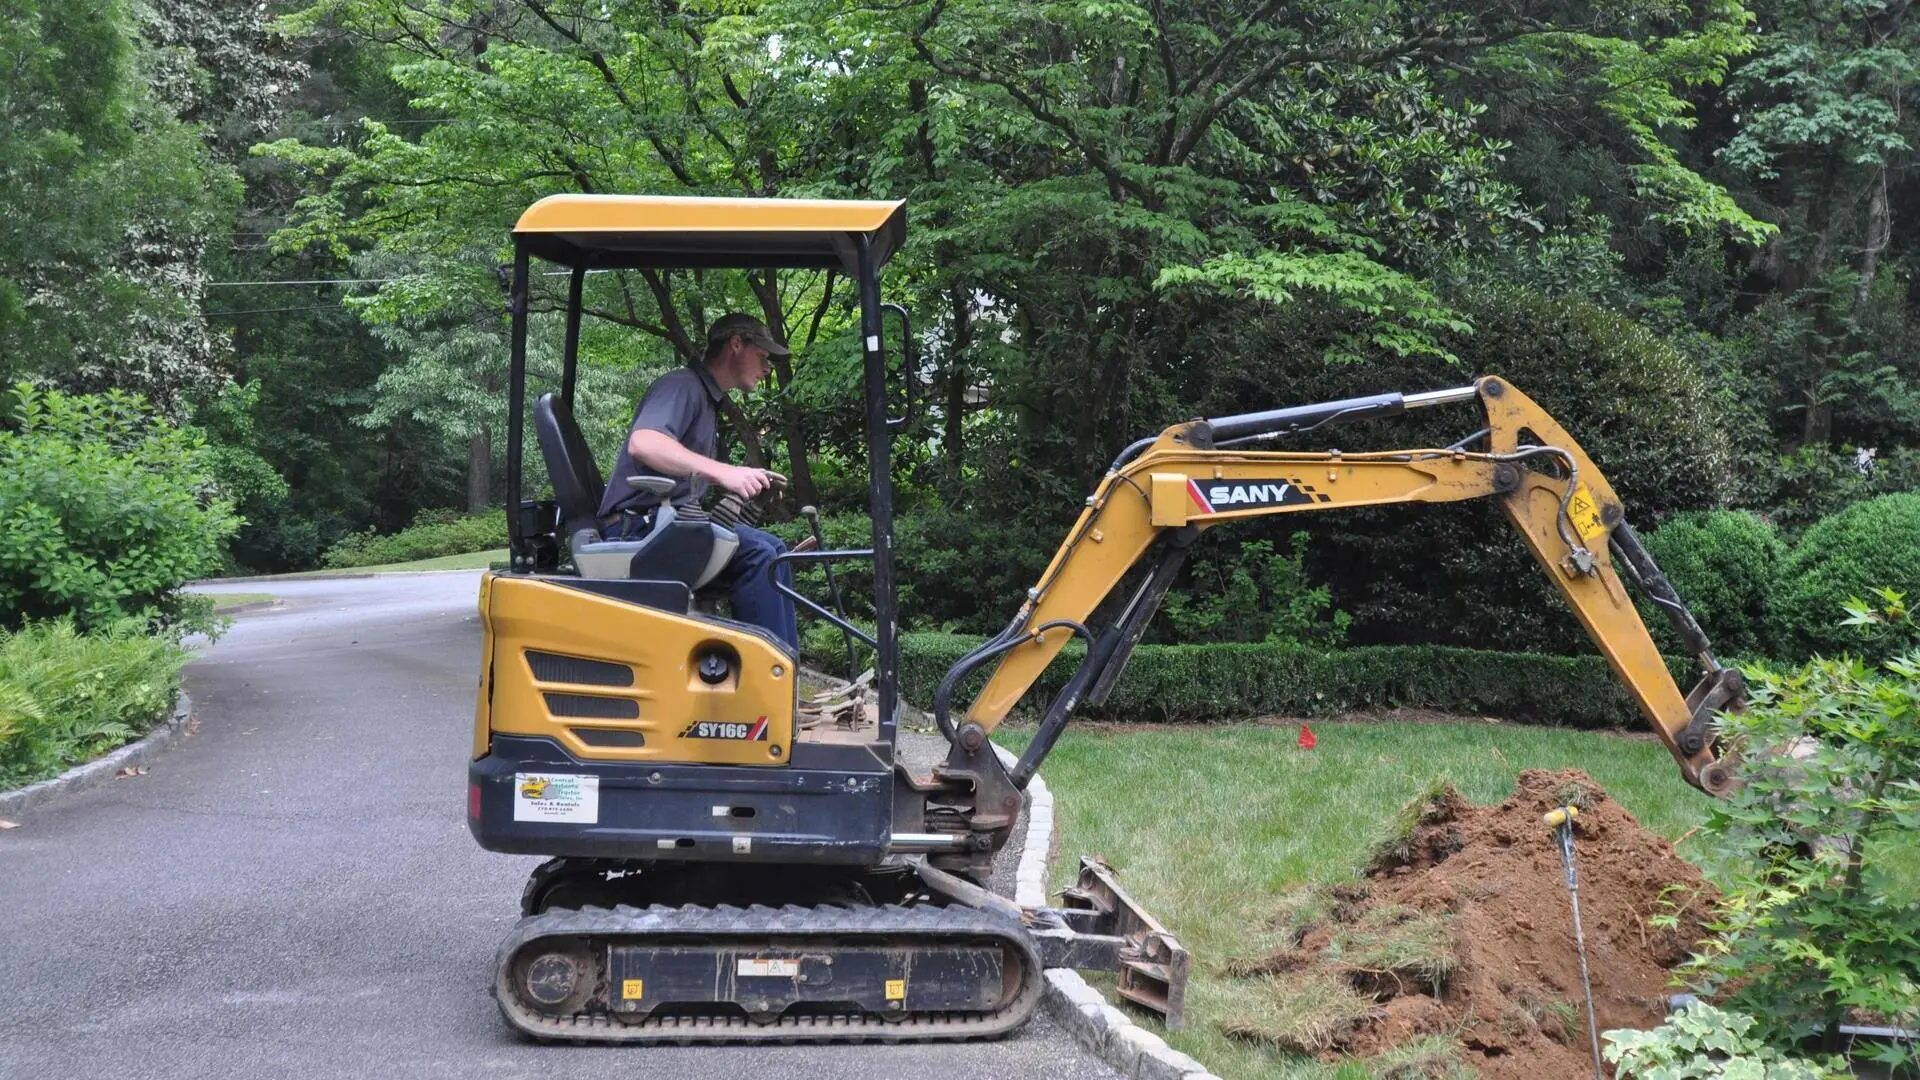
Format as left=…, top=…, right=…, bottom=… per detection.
left=598, top=364, right=725, bottom=518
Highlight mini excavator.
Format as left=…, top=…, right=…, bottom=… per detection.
left=468, top=193, right=1743, bottom=1043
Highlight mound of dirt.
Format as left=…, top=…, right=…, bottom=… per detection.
left=1234, top=769, right=1715, bottom=1078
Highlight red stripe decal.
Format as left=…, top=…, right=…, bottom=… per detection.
left=748, top=716, right=769, bottom=741
left=1186, top=478, right=1214, bottom=514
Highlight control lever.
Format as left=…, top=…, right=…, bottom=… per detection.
left=801, top=505, right=861, bottom=681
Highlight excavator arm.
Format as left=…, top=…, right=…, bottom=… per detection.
left=931, top=376, right=1742, bottom=801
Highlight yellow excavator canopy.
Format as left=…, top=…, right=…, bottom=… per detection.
left=513, top=194, right=907, bottom=272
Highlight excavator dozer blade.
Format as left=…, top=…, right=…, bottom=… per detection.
left=1038, top=856, right=1192, bottom=1030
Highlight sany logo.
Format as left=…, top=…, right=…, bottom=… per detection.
left=1186, top=479, right=1306, bottom=513
left=681, top=717, right=770, bottom=741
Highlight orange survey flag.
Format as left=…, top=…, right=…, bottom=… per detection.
left=1298, top=723, right=1317, bottom=750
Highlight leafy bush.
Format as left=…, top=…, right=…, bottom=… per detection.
left=0, top=618, right=187, bottom=787
left=0, top=384, right=236, bottom=634
left=1603, top=1003, right=1842, bottom=1079
left=1161, top=534, right=1349, bottom=646
left=1680, top=593, right=1920, bottom=1065
left=321, top=508, right=506, bottom=569
left=1770, top=494, right=1920, bottom=659
left=1763, top=445, right=1920, bottom=535
left=897, top=631, right=1694, bottom=726
left=1640, top=511, right=1784, bottom=658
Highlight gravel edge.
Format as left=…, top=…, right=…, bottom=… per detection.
left=996, top=746, right=1222, bottom=1080
left=0, top=690, right=193, bottom=818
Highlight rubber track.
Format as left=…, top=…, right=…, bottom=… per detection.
left=494, top=902, right=1046, bottom=1044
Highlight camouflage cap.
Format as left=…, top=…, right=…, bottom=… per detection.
left=707, top=312, right=790, bottom=356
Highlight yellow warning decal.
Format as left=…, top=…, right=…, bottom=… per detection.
left=1567, top=486, right=1609, bottom=543
left=622, top=979, right=645, bottom=1000
left=885, top=979, right=906, bottom=1001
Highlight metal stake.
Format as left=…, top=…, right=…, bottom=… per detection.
left=1546, top=806, right=1605, bottom=1080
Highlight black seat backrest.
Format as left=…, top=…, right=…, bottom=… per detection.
left=532, top=394, right=606, bottom=538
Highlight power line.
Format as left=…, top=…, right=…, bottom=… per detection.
left=207, top=276, right=411, bottom=287
left=205, top=303, right=350, bottom=317
left=208, top=269, right=607, bottom=287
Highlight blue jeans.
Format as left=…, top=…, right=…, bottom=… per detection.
left=716, top=524, right=798, bottom=652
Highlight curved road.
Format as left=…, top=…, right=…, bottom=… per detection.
left=0, top=572, right=1115, bottom=1080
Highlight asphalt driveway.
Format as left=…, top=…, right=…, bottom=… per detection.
left=0, top=572, right=1115, bottom=1080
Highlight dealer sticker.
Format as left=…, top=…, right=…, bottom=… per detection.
left=737, top=958, right=799, bottom=978
left=513, top=773, right=599, bottom=823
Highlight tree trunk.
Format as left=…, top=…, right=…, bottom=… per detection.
left=717, top=397, right=769, bottom=469
left=467, top=429, right=490, bottom=515
left=944, top=284, right=972, bottom=494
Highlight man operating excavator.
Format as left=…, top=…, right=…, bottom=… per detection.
left=596, top=312, right=798, bottom=649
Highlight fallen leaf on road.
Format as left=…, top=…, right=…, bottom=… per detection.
left=115, top=766, right=150, bottom=778
left=0, top=819, right=20, bottom=830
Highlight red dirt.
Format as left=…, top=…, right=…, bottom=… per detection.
left=1264, top=769, right=1714, bottom=1078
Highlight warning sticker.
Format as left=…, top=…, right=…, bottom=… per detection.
left=513, top=773, right=599, bottom=823
left=1567, top=486, right=1610, bottom=543
left=737, top=958, right=800, bottom=978
left=622, top=979, right=645, bottom=1000
left=885, top=979, right=906, bottom=1001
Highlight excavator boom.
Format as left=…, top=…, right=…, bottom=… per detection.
left=934, top=377, right=1740, bottom=797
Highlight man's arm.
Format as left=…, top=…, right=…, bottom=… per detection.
left=628, top=428, right=774, bottom=498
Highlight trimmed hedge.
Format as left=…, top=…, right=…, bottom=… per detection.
left=321, top=509, right=506, bottom=569
left=1771, top=493, right=1920, bottom=660
left=898, top=631, right=1695, bottom=728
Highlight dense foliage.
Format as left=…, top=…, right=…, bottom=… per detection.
left=0, top=385, right=236, bottom=634
left=1603, top=1003, right=1842, bottom=1079
left=322, top=508, right=505, bottom=569
left=1770, top=494, right=1920, bottom=660
left=0, top=618, right=188, bottom=787
left=1679, top=595, right=1920, bottom=1064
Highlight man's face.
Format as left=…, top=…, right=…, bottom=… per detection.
left=731, top=338, right=772, bottom=390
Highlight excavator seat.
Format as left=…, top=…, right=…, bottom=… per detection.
left=531, top=393, right=738, bottom=588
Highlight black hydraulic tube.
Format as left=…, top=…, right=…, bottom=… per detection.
left=561, top=265, right=585, bottom=409
left=1205, top=383, right=1479, bottom=443
left=505, top=242, right=530, bottom=563
left=856, top=236, right=900, bottom=743
left=1008, top=620, right=1106, bottom=789
left=1207, top=391, right=1405, bottom=442
left=1084, top=539, right=1192, bottom=707
left=1610, top=521, right=1717, bottom=665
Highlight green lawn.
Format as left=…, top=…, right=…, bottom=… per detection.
left=251, top=548, right=508, bottom=579
left=997, top=720, right=1916, bottom=1080
left=209, top=591, right=274, bottom=612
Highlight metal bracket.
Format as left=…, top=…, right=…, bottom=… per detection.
left=1042, top=856, right=1191, bottom=1030
left=1681, top=666, right=1746, bottom=755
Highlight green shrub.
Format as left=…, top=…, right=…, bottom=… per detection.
left=1640, top=510, right=1784, bottom=658
left=322, top=508, right=506, bottom=569
left=1764, top=445, right=1920, bottom=536
left=1771, top=494, right=1920, bottom=659
left=0, top=384, right=237, bottom=634
left=1161, top=534, right=1349, bottom=646
left=1603, top=1003, right=1843, bottom=1079
left=1679, top=594, right=1920, bottom=1065
left=898, top=631, right=1694, bottom=727
left=0, top=618, right=187, bottom=787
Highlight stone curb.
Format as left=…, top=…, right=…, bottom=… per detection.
left=0, top=690, right=193, bottom=819
left=998, top=747, right=1222, bottom=1080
